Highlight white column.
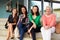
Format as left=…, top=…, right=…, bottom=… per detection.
left=24, top=0, right=28, bottom=11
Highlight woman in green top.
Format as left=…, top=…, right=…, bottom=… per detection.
left=28, top=5, right=42, bottom=40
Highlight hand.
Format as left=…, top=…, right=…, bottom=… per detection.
left=22, top=23, right=26, bottom=24
left=44, top=26, right=49, bottom=30
left=33, top=24, right=36, bottom=29
left=12, top=23, right=16, bottom=25
left=28, top=29, right=31, bottom=33
left=7, top=23, right=12, bottom=26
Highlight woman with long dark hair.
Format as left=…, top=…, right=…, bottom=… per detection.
left=6, top=8, right=19, bottom=40
left=28, top=5, right=42, bottom=40
left=17, top=6, right=29, bottom=40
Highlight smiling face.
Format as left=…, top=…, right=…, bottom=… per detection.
left=21, top=7, right=26, bottom=14
left=12, top=8, right=17, bottom=15
left=32, top=7, right=38, bottom=14
left=46, top=6, right=51, bottom=15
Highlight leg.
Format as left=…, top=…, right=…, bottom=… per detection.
left=18, top=22, right=23, bottom=34
left=51, top=27, right=55, bottom=33
left=20, top=26, right=27, bottom=40
left=20, top=29, right=25, bottom=40
left=31, top=29, right=36, bottom=40
left=41, top=27, right=51, bottom=40
left=9, top=24, right=13, bottom=38
left=45, top=27, right=55, bottom=40
left=18, top=22, right=27, bottom=40
left=6, top=26, right=10, bottom=40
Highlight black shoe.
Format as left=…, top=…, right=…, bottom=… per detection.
left=11, top=37, right=14, bottom=39
left=17, top=37, right=20, bottom=39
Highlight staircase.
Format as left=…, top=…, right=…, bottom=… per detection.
left=0, top=18, right=42, bottom=40
left=0, top=18, right=60, bottom=40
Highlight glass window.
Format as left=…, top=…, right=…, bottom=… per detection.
left=31, top=1, right=42, bottom=15
left=53, top=3, right=60, bottom=19
left=53, top=0, right=60, bottom=2
left=43, top=2, right=49, bottom=13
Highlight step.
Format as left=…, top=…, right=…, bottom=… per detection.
left=0, top=18, right=60, bottom=40
left=0, top=26, right=60, bottom=40
left=0, top=29, right=7, bottom=36
left=0, top=18, right=7, bottom=21
left=0, top=26, right=5, bottom=30
left=0, top=36, right=42, bottom=40
left=0, top=18, right=7, bottom=26
left=0, top=29, right=42, bottom=38
left=0, top=28, right=60, bottom=40
left=0, top=35, right=60, bottom=40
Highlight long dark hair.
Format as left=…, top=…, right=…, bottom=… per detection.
left=31, top=5, right=39, bottom=16
left=12, top=8, right=18, bottom=23
left=21, top=6, right=28, bottom=18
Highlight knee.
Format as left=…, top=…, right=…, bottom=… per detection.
left=18, top=22, right=22, bottom=27
left=8, top=23, right=12, bottom=27
left=41, top=27, right=44, bottom=32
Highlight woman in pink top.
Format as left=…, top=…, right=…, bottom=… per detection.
left=41, top=6, right=56, bottom=40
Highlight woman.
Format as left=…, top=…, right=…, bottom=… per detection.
left=6, top=8, right=19, bottom=40
left=41, top=6, right=56, bottom=40
left=17, top=6, right=29, bottom=40
left=28, top=5, right=42, bottom=40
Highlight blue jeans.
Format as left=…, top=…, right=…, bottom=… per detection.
left=17, top=22, right=27, bottom=40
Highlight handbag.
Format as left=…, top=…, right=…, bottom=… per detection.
left=5, top=22, right=8, bottom=29
left=56, top=22, right=60, bottom=34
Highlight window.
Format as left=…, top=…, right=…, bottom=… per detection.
left=31, top=1, right=42, bottom=15
left=53, top=3, right=60, bottom=19
left=43, top=2, right=49, bottom=13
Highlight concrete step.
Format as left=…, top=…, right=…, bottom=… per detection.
left=0, top=26, right=6, bottom=30
left=0, top=28, right=60, bottom=40
left=0, top=18, right=60, bottom=40
left=0, top=36, right=42, bottom=40
left=0, top=18, right=7, bottom=26
left=0, top=29, right=42, bottom=38
left=0, top=29, right=7, bottom=36
left=0, top=33, right=60, bottom=40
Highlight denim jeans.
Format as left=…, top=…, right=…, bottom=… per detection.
left=17, top=22, right=27, bottom=40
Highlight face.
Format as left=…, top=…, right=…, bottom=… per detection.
left=32, top=7, right=38, bottom=14
left=21, top=7, right=26, bottom=14
left=46, top=6, right=51, bottom=15
left=12, top=9, right=17, bottom=15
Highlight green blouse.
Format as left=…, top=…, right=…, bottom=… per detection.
left=28, top=13, right=41, bottom=28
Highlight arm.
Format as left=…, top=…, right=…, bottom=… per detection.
left=28, top=24, right=36, bottom=33
left=7, top=21, right=16, bottom=26
left=17, top=15, right=22, bottom=25
left=42, top=15, right=47, bottom=27
left=8, top=15, right=18, bottom=25
left=28, top=14, right=36, bottom=32
left=28, top=13, right=36, bottom=25
left=49, top=15, right=56, bottom=27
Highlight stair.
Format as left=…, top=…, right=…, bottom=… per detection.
left=0, top=18, right=60, bottom=40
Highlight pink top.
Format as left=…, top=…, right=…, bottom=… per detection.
left=42, top=14, right=56, bottom=27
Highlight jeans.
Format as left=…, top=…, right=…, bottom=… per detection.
left=18, top=22, right=27, bottom=40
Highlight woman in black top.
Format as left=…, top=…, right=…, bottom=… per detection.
left=6, top=8, right=19, bottom=40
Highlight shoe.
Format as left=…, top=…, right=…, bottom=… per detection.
left=11, top=36, right=14, bottom=39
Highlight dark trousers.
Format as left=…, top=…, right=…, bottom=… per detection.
left=28, top=22, right=41, bottom=40
left=17, top=22, right=27, bottom=40
left=31, top=27, right=40, bottom=40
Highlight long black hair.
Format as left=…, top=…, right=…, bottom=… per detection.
left=31, top=5, right=39, bottom=16
left=21, top=6, right=28, bottom=18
